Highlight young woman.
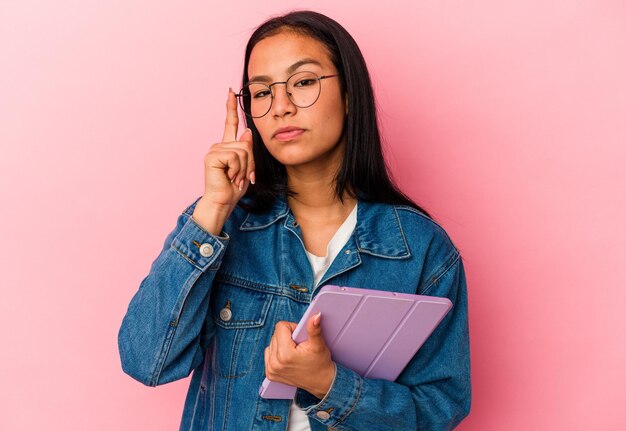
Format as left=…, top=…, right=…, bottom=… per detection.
left=119, top=10, right=471, bottom=431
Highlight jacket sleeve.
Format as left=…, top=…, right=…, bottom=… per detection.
left=295, top=252, right=471, bottom=431
left=117, top=197, right=229, bottom=386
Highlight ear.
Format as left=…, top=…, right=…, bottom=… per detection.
left=344, top=93, right=349, bottom=115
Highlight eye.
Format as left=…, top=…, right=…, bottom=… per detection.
left=294, top=79, right=315, bottom=87
left=253, top=90, right=271, bottom=99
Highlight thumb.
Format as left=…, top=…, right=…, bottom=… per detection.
left=306, top=312, right=324, bottom=345
left=238, top=127, right=255, bottom=185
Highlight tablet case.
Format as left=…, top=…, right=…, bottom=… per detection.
left=259, top=284, right=453, bottom=399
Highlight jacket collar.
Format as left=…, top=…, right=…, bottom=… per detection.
left=239, top=194, right=411, bottom=259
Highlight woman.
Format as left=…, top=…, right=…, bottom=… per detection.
left=119, top=10, right=471, bottom=431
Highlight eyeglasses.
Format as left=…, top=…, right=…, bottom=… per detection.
left=236, top=71, right=339, bottom=118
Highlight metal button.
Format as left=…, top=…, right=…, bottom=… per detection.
left=289, top=284, right=309, bottom=293
left=199, top=243, right=214, bottom=257
left=316, top=411, right=331, bottom=420
left=344, top=249, right=351, bottom=254
left=219, top=307, right=232, bottom=321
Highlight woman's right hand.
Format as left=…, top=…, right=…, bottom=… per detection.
left=192, top=88, right=256, bottom=235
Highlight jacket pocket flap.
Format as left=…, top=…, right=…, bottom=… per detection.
left=211, top=283, right=273, bottom=329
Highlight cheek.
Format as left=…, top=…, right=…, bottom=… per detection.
left=252, top=119, right=272, bottom=144
left=318, top=103, right=346, bottom=139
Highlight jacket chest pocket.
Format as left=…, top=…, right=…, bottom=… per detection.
left=210, top=282, right=273, bottom=378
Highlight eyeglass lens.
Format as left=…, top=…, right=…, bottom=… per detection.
left=238, top=71, right=322, bottom=118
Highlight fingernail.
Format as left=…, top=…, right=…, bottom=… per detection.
left=249, top=171, right=256, bottom=185
left=228, top=86, right=232, bottom=93
left=230, top=176, right=235, bottom=183
left=313, top=312, right=321, bottom=326
left=238, top=179, right=244, bottom=191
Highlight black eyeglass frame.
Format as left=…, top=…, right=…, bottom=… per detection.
left=235, top=71, right=340, bottom=118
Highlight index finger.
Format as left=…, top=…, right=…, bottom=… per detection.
left=221, top=87, right=239, bottom=142
left=274, top=321, right=297, bottom=346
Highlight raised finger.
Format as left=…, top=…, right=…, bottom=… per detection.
left=221, top=87, right=239, bottom=143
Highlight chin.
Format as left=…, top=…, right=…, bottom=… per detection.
left=274, top=156, right=314, bottom=167
left=265, top=140, right=343, bottom=168
left=265, top=146, right=311, bottom=165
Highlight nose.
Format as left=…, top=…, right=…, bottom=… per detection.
left=269, top=83, right=296, bottom=117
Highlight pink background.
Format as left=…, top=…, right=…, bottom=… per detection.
left=1, top=1, right=625, bottom=429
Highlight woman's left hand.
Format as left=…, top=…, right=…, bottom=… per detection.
left=264, top=312, right=335, bottom=399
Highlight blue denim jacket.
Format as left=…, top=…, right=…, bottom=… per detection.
left=118, top=194, right=471, bottom=431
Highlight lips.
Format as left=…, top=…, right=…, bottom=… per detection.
left=273, top=126, right=305, bottom=141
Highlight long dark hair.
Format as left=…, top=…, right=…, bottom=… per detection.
left=239, top=10, right=433, bottom=220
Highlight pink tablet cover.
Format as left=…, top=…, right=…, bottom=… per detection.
left=259, top=285, right=453, bottom=399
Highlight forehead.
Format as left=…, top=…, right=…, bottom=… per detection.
left=248, top=31, right=334, bottom=80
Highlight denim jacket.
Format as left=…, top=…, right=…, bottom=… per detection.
left=118, top=194, right=471, bottom=431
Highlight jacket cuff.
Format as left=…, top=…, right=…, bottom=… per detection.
left=171, top=215, right=229, bottom=271
left=295, top=362, right=362, bottom=427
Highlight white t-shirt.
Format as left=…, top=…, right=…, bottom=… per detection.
left=287, top=202, right=358, bottom=431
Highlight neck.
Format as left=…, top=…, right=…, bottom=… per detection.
left=286, top=166, right=356, bottom=223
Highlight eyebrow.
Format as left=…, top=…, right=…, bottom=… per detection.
left=248, top=58, right=323, bottom=83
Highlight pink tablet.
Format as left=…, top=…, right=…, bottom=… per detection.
left=259, top=284, right=453, bottom=399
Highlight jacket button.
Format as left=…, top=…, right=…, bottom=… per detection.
left=219, top=308, right=232, bottom=321
left=316, top=411, right=331, bottom=420
left=199, top=243, right=214, bottom=257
